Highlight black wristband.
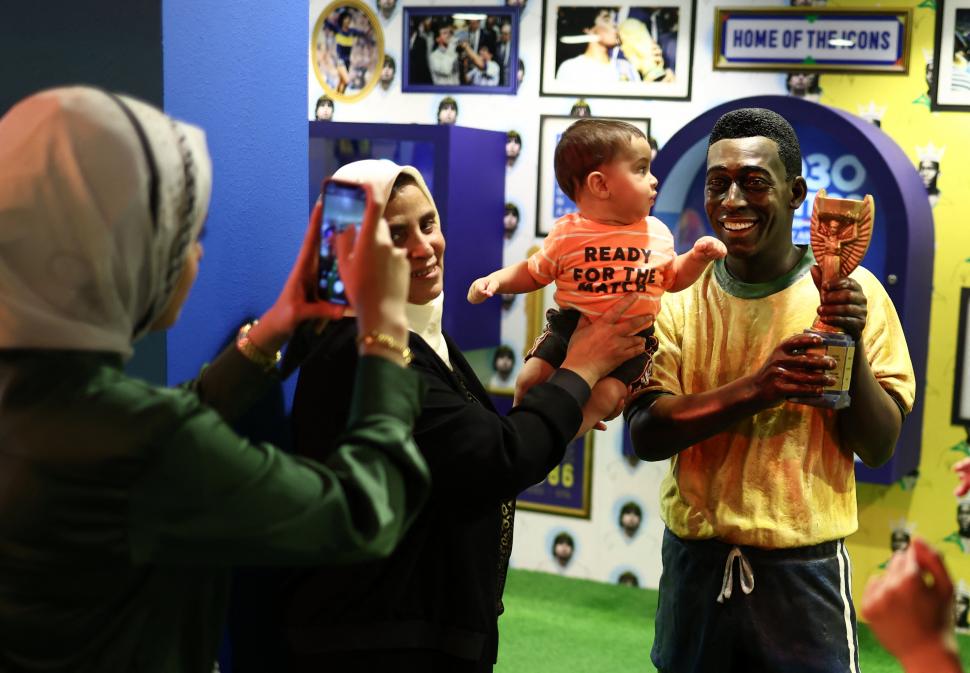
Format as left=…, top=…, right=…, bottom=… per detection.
left=548, top=369, right=592, bottom=408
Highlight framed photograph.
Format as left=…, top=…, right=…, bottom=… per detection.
left=713, top=7, right=912, bottom=74
left=931, top=0, right=970, bottom=111
left=539, top=0, right=694, bottom=99
left=490, top=393, right=594, bottom=518
left=952, top=288, right=970, bottom=425
left=311, top=0, right=385, bottom=103
left=402, top=6, right=520, bottom=95
left=535, top=114, right=650, bottom=236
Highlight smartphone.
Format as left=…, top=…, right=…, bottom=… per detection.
left=317, top=178, right=369, bottom=305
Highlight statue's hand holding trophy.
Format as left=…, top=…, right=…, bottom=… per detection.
left=793, top=188, right=874, bottom=410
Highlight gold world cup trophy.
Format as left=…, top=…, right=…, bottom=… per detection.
left=798, top=188, right=874, bottom=409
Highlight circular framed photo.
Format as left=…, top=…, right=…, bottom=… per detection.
left=311, top=0, right=385, bottom=102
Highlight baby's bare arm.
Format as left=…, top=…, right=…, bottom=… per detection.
left=669, top=236, right=726, bottom=292
left=467, top=260, right=544, bottom=303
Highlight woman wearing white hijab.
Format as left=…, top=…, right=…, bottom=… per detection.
left=282, top=159, right=650, bottom=672
left=0, top=88, right=429, bottom=672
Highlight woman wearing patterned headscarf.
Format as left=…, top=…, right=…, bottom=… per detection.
left=0, top=87, right=429, bottom=673
left=279, top=159, right=647, bottom=673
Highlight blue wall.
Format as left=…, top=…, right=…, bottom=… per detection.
left=163, top=1, right=308, bottom=393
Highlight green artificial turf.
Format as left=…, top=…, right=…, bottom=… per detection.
left=495, top=568, right=970, bottom=673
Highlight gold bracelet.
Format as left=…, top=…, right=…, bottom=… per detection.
left=356, top=330, right=413, bottom=366
left=236, top=321, right=282, bottom=372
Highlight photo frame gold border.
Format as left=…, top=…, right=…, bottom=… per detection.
left=712, top=6, right=912, bottom=74
left=539, top=0, right=696, bottom=100
left=311, top=0, right=385, bottom=103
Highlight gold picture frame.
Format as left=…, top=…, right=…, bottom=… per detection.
left=311, top=0, right=385, bottom=102
left=713, top=6, right=912, bottom=74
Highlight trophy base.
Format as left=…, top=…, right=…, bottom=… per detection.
left=789, top=330, right=856, bottom=410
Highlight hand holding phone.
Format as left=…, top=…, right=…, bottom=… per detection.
left=329, top=179, right=411, bottom=362
left=318, top=178, right=370, bottom=305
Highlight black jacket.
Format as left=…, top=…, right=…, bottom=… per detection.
left=281, top=318, right=583, bottom=667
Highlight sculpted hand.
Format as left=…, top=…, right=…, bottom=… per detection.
left=954, top=457, right=970, bottom=497
left=468, top=275, right=500, bottom=304
left=748, top=333, right=836, bottom=409
left=811, top=266, right=868, bottom=340
left=692, top=236, right=727, bottom=262
left=561, top=294, right=652, bottom=389
left=860, top=538, right=959, bottom=670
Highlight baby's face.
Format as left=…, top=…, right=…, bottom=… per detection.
left=597, top=136, right=658, bottom=223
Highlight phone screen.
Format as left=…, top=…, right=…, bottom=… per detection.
left=318, top=180, right=367, bottom=305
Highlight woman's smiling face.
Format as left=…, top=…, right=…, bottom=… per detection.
left=384, top=182, right=445, bottom=305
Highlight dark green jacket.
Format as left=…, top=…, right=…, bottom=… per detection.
left=0, top=346, right=428, bottom=673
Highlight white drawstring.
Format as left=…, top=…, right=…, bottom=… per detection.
left=716, top=546, right=755, bottom=603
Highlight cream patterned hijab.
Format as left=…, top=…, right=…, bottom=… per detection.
left=0, top=86, right=212, bottom=358
left=331, top=159, right=450, bottom=368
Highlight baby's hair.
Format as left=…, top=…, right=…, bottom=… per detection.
left=553, top=118, right=647, bottom=201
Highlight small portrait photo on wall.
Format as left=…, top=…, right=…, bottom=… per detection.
left=889, top=522, right=911, bottom=553
left=314, top=95, right=336, bottom=121
left=501, top=292, right=517, bottom=311
left=506, top=130, right=522, bottom=166
left=488, top=344, right=518, bottom=391
left=504, top=202, right=520, bottom=238
left=915, top=142, right=943, bottom=209
left=947, top=497, right=970, bottom=554
left=615, top=569, right=640, bottom=587
left=375, top=0, right=396, bottom=20
left=956, top=584, right=970, bottom=632
left=436, top=96, right=459, bottom=125
left=617, top=499, right=643, bottom=539
left=785, top=71, right=821, bottom=102
left=379, top=53, right=396, bottom=90
left=569, top=98, right=591, bottom=116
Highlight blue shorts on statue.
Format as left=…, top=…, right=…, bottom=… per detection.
left=652, top=528, right=861, bottom=673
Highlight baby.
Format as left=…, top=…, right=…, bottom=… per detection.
left=468, top=118, right=725, bottom=433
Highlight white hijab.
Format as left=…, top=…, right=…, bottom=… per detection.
left=0, top=86, right=212, bottom=358
left=331, top=159, right=450, bottom=368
